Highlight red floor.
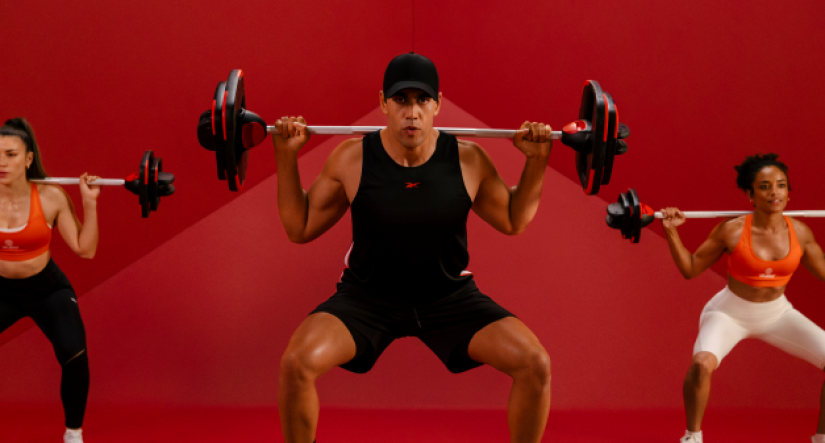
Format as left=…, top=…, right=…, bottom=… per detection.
left=0, top=406, right=817, bottom=442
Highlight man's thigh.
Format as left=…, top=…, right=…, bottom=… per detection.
left=467, top=317, right=546, bottom=374
left=309, top=283, right=411, bottom=373
left=283, top=312, right=358, bottom=374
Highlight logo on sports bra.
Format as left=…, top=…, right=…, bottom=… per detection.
left=759, top=268, right=776, bottom=279
left=2, top=239, right=18, bottom=250
left=405, top=182, right=421, bottom=189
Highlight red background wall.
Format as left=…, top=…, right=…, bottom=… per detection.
left=1, top=0, right=824, bottom=412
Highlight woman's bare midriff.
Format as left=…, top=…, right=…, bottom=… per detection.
left=727, top=275, right=786, bottom=303
left=0, top=252, right=51, bottom=279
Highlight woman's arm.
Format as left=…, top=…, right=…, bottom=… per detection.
left=662, top=208, right=730, bottom=279
left=796, top=219, right=825, bottom=282
left=52, top=174, right=100, bottom=259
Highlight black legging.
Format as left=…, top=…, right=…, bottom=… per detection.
left=0, top=260, right=89, bottom=429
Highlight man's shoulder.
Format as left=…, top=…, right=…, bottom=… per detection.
left=456, top=138, right=494, bottom=171
left=333, top=137, right=363, bottom=154
left=456, top=138, right=487, bottom=160
left=325, top=137, right=363, bottom=175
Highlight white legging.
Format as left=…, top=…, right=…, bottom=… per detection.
left=694, top=286, right=825, bottom=369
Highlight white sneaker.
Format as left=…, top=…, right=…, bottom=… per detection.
left=64, top=429, right=83, bottom=443
left=680, top=432, right=703, bottom=443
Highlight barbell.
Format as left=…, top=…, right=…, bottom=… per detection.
left=31, top=151, right=175, bottom=218
left=197, top=69, right=630, bottom=194
left=606, top=188, right=825, bottom=243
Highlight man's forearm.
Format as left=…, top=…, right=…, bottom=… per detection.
left=509, top=155, right=550, bottom=233
left=275, top=151, right=310, bottom=242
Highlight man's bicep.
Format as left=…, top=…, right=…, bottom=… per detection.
left=472, top=174, right=514, bottom=233
left=301, top=167, right=351, bottom=242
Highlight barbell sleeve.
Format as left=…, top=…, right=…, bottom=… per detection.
left=266, top=125, right=563, bottom=140
left=30, top=178, right=127, bottom=186
left=654, top=211, right=825, bottom=218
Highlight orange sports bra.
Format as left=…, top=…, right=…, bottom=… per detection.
left=727, top=214, right=802, bottom=287
left=0, top=183, right=53, bottom=261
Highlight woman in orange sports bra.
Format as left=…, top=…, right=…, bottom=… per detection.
left=0, top=118, right=101, bottom=443
left=662, top=154, right=825, bottom=443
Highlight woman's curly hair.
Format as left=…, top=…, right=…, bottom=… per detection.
left=734, top=153, right=790, bottom=193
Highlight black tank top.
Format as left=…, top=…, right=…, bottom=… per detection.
left=341, top=130, right=474, bottom=305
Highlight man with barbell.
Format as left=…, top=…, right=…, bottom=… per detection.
left=656, top=154, right=825, bottom=443
left=273, top=53, right=552, bottom=443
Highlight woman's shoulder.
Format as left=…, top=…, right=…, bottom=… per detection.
left=787, top=216, right=813, bottom=244
left=35, top=183, right=69, bottom=207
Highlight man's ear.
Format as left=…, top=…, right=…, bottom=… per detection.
left=433, top=92, right=443, bottom=116
left=379, top=91, right=389, bottom=115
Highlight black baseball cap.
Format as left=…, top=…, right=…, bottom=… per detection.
left=382, top=52, right=439, bottom=100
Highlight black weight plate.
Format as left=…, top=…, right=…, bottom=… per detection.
left=159, top=184, right=175, bottom=196
left=601, top=91, right=618, bottom=185
left=616, top=140, right=629, bottom=155
left=618, top=191, right=632, bottom=240
left=239, top=109, right=268, bottom=149
left=575, top=80, right=606, bottom=195
left=223, top=69, right=248, bottom=192
left=139, top=151, right=153, bottom=218
left=197, top=110, right=217, bottom=151
left=607, top=201, right=626, bottom=219
left=628, top=188, right=642, bottom=243
left=157, top=171, right=175, bottom=186
left=213, top=81, right=227, bottom=181
left=605, top=200, right=625, bottom=229
left=149, top=157, right=161, bottom=211
left=617, top=122, right=630, bottom=140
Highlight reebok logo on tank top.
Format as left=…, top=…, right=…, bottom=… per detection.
left=760, top=268, right=776, bottom=279
left=3, top=240, right=19, bottom=250
left=405, top=182, right=421, bottom=188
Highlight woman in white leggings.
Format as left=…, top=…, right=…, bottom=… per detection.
left=661, top=154, right=825, bottom=443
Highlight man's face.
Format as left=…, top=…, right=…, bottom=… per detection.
left=380, top=88, right=442, bottom=149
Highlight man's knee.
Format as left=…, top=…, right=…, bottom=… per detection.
left=280, top=348, right=332, bottom=384
left=513, top=346, right=552, bottom=386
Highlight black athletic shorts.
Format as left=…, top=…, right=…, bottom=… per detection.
left=310, top=278, right=515, bottom=374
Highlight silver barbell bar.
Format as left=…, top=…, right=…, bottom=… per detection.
left=654, top=211, right=825, bottom=218
left=266, top=126, right=564, bottom=139
left=30, top=178, right=126, bottom=186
